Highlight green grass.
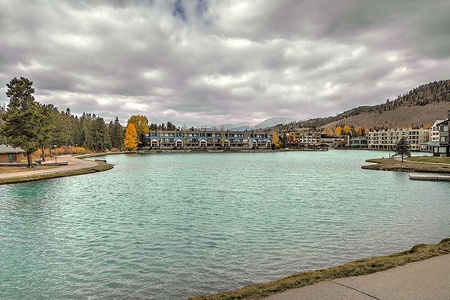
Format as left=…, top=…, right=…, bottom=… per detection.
left=188, top=239, right=450, bottom=300
left=362, top=158, right=450, bottom=173
left=0, top=163, right=114, bottom=185
left=407, top=156, right=450, bottom=164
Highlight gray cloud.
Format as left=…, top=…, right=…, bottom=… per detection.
left=1, top=0, right=449, bottom=126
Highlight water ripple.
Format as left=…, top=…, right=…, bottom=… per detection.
left=1, top=151, right=449, bottom=299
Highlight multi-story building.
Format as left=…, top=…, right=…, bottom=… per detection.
left=431, top=120, right=444, bottom=142
left=298, top=129, right=321, bottom=145
left=433, top=111, right=450, bottom=157
left=287, top=129, right=323, bottom=149
left=368, top=128, right=430, bottom=151
left=349, top=137, right=368, bottom=148
left=144, top=129, right=273, bottom=150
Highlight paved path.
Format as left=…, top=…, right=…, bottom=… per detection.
left=264, top=254, right=450, bottom=300
left=0, top=155, right=98, bottom=180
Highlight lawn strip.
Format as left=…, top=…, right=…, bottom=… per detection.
left=188, top=239, right=450, bottom=300
left=362, top=158, right=450, bottom=173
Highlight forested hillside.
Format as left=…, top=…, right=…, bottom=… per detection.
left=280, top=79, right=450, bottom=131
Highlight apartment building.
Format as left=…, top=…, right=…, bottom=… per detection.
left=431, top=120, right=444, bottom=142
left=287, top=129, right=323, bottom=148
left=368, top=128, right=430, bottom=151
left=144, top=129, right=273, bottom=150
left=433, top=111, right=450, bottom=157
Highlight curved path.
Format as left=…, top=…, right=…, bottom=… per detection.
left=0, top=155, right=99, bottom=180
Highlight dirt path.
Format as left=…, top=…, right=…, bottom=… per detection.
left=0, top=155, right=98, bottom=180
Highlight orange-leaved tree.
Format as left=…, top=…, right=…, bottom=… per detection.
left=322, top=128, right=333, bottom=137
left=272, top=130, right=281, bottom=149
left=354, top=126, right=364, bottom=136
left=127, top=115, right=149, bottom=145
left=124, top=123, right=138, bottom=151
left=343, top=125, right=352, bottom=136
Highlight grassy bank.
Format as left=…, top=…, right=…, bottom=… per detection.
left=362, top=157, right=450, bottom=173
left=0, top=162, right=113, bottom=185
left=189, top=239, right=450, bottom=300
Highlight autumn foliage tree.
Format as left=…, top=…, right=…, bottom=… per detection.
left=343, top=125, right=352, bottom=136
left=354, top=126, right=364, bottom=136
left=272, top=130, right=281, bottom=149
left=124, top=123, right=138, bottom=151
left=127, top=115, right=149, bottom=146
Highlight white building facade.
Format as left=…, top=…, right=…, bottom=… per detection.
left=368, top=128, right=430, bottom=151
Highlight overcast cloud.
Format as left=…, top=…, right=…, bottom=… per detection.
left=1, top=0, right=449, bottom=126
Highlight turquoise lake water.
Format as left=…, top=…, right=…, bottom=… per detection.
left=1, top=150, right=449, bottom=299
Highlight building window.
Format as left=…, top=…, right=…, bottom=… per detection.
left=441, top=136, right=448, bottom=142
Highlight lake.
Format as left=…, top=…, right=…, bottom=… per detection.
left=1, top=150, right=449, bottom=299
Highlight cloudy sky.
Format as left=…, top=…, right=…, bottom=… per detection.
left=1, top=0, right=449, bottom=127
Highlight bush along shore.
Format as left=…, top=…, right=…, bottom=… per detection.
left=189, top=239, right=450, bottom=300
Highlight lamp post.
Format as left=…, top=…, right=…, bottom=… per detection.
left=54, top=144, right=58, bottom=164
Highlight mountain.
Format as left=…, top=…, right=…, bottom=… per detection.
left=253, top=118, right=295, bottom=129
left=281, top=79, right=450, bottom=131
left=229, top=125, right=253, bottom=131
left=216, top=118, right=295, bottom=131
left=321, top=102, right=450, bottom=130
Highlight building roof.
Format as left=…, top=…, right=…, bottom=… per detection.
left=422, top=141, right=440, bottom=146
left=0, top=144, right=25, bottom=154
left=436, top=119, right=450, bottom=126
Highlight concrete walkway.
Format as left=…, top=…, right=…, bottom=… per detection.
left=264, top=254, right=450, bottom=300
left=0, top=155, right=98, bottom=180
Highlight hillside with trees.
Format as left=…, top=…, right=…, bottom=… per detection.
left=279, top=79, right=450, bottom=131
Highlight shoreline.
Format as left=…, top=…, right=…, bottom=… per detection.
left=188, top=239, right=450, bottom=300
left=361, top=157, right=450, bottom=173
left=2, top=150, right=449, bottom=185
left=0, top=155, right=114, bottom=185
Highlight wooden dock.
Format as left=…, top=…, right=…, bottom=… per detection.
left=409, top=174, right=450, bottom=181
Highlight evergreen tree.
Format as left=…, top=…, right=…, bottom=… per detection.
left=37, top=103, right=57, bottom=161
left=109, top=117, right=124, bottom=150
left=90, top=117, right=110, bottom=152
left=395, top=136, right=411, bottom=162
left=1, top=77, right=46, bottom=167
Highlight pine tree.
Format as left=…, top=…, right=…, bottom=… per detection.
left=395, top=136, right=411, bottom=162
left=109, top=117, right=124, bottom=150
left=1, top=77, right=46, bottom=167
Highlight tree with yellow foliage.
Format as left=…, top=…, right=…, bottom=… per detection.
left=272, top=131, right=281, bottom=149
left=127, top=115, right=149, bottom=145
left=343, top=125, right=352, bottom=136
left=354, top=126, right=364, bottom=136
left=334, top=126, right=342, bottom=136
left=322, top=128, right=333, bottom=137
left=124, top=123, right=138, bottom=151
